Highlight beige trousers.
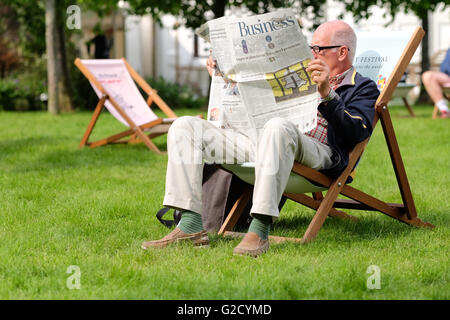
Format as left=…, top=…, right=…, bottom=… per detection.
left=163, top=116, right=334, bottom=219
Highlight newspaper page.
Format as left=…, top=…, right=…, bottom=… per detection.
left=197, top=9, right=318, bottom=142
left=207, top=73, right=252, bottom=131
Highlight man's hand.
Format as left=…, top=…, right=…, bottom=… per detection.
left=206, top=55, right=216, bottom=77
left=306, top=59, right=331, bottom=98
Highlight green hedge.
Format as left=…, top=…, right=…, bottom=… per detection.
left=0, top=78, right=47, bottom=111
left=0, top=73, right=208, bottom=112
left=145, top=76, right=207, bottom=110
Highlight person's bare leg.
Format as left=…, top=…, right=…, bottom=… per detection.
left=422, top=71, right=449, bottom=103
left=422, top=71, right=450, bottom=117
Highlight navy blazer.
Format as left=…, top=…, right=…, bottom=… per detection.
left=318, top=68, right=380, bottom=180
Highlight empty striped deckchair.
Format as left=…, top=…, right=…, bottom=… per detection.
left=75, top=58, right=177, bottom=154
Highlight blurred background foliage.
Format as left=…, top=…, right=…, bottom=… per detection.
left=0, top=0, right=208, bottom=112
left=0, top=0, right=447, bottom=111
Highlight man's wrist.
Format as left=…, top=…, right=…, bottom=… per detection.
left=320, top=89, right=338, bottom=103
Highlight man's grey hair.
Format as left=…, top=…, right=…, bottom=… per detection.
left=331, top=28, right=357, bottom=63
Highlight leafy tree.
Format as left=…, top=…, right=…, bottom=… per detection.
left=2, top=0, right=119, bottom=113
left=0, top=5, right=21, bottom=78
left=337, top=0, right=449, bottom=103
left=2, top=0, right=72, bottom=113
left=45, top=0, right=118, bottom=113
left=126, top=0, right=327, bottom=30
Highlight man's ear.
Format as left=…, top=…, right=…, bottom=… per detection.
left=338, top=46, right=348, bottom=62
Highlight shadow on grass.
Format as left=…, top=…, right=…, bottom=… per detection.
left=2, top=135, right=168, bottom=173
left=389, top=104, right=433, bottom=118
left=270, top=211, right=419, bottom=242
left=0, top=136, right=65, bottom=157
left=210, top=212, right=420, bottom=248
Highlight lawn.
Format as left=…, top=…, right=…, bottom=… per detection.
left=0, top=105, right=448, bottom=300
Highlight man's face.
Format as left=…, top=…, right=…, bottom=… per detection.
left=310, top=30, right=340, bottom=73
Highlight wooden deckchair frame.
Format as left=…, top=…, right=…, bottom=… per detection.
left=391, top=83, right=416, bottom=117
left=219, top=27, right=434, bottom=244
left=75, top=58, right=177, bottom=154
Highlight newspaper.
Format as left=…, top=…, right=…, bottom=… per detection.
left=196, top=9, right=318, bottom=142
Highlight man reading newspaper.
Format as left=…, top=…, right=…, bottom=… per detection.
left=142, top=19, right=379, bottom=257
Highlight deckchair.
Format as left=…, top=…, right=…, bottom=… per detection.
left=219, top=27, right=434, bottom=244
left=75, top=58, right=177, bottom=154
left=391, top=83, right=416, bottom=117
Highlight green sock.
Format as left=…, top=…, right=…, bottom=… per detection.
left=177, top=211, right=204, bottom=234
left=248, top=214, right=272, bottom=240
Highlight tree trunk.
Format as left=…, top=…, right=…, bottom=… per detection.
left=56, top=0, right=74, bottom=112
left=45, top=0, right=74, bottom=114
left=45, top=0, right=59, bottom=114
left=212, top=0, right=227, bottom=19
left=416, top=11, right=433, bottom=104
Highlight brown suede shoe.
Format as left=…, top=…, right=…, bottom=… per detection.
left=141, top=228, right=209, bottom=249
left=232, top=232, right=269, bottom=258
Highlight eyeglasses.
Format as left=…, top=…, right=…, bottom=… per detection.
left=309, top=45, right=349, bottom=54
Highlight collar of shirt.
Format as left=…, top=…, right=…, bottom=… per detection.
left=329, top=67, right=353, bottom=90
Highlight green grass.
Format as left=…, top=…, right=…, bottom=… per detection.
left=0, top=105, right=448, bottom=299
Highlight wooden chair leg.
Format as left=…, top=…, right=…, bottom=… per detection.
left=379, top=106, right=417, bottom=220
left=301, top=179, right=347, bottom=243
left=402, top=97, right=415, bottom=117
left=88, top=120, right=164, bottom=154
left=432, top=106, right=439, bottom=119
left=89, top=128, right=137, bottom=148
left=320, top=190, right=359, bottom=221
left=79, top=96, right=106, bottom=148
left=299, top=142, right=369, bottom=244
left=312, top=192, right=323, bottom=201
left=128, top=133, right=139, bottom=143
left=133, top=127, right=163, bottom=154
left=292, top=192, right=358, bottom=221
left=223, top=183, right=354, bottom=243
left=218, top=185, right=252, bottom=235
